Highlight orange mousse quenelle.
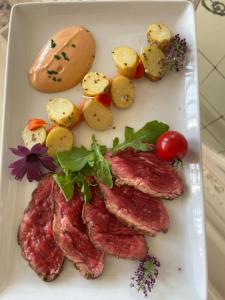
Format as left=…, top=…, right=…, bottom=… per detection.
left=29, top=26, right=95, bottom=93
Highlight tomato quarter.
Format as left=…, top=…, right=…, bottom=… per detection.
left=134, top=60, right=145, bottom=79
left=95, top=93, right=112, bottom=107
left=156, top=130, right=188, bottom=161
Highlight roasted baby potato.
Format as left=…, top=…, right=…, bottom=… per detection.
left=147, top=24, right=171, bottom=49
left=82, top=72, right=110, bottom=96
left=22, top=126, right=47, bottom=149
left=141, top=45, right=167, bottom=81
left=111, top=75, right=134, bottom=109
left=83, top=99, right=113, bottom=131
left=47, top=98, right=81, bottom=128
left=46, top=126, right=74, bottom=157
left=112, top=46, right=139, bottom=78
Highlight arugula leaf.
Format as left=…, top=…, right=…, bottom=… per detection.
left=113, top=137, right=119, bottom=148
left=135, top=121, right=169, bottom=143
left=91, top=135, right=113, bottom=188
left=53, top=169, right=92, bottom=202
left=53, top=155, right=61, bottom=168
left=56, top=146, right=95, bottom=172
left=81, top=164, right=95, bottom=176
left=112, top=121, right=169, bottom=154
left=125, top=127, right=135, bottom=142
left=75, top=173, right=91, bottom=203
left=53, top=171, right=76, bottom=201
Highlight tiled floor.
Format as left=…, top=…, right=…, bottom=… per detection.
left=197, top=1, right=225, bottom=155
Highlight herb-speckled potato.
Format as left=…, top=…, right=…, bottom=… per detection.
left=141, top=45, right=167, bottom=81
left=46, top=126, right=74, bottom=157
left=47, top=98, right=81, bottom=128
left=82, top=72, right=110, bottom=96
left=147, top=24, right=171, bottom=50
left=22, top=126, right=47, bottom=149
left=112, top=46, right=139, bottom=78
left=111, top=75, right=134, bottom=109
left=83, top=99, right=113, bottom=131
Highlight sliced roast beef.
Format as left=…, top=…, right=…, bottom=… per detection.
left=17, top=175, right=64, bottom=281
left=52, top=183, right=104, bottom=279
left=105, top=149, right=183, bottom=199
left=99, top=181, right=169, bottom=236
left=82, top=186, right=148, bottom=259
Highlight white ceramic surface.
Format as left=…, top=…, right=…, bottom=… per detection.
left=0, top=35, right=6, bottom=140
left=0, top=1, right=206, bottom=300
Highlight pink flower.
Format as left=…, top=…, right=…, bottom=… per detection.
left=9, top=144, right=56, bottom=182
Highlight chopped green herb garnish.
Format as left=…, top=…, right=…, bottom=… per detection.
left=72, top=44, right=76, bottom=48
left=57, top=78, right=62, bottom=82
left=61, top=51, right=69, bottom=61
left=47, top=70, right=58, bottom=75
left=54, top=54, right=61, bottom=60
left=52, top=76, right=57, bottom=82
left=50, top=39, right=56, bottom=48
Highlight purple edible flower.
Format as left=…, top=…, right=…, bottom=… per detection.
left=164, top=34, right=187, bottom=72
left=130, top=255, right=160, bottom=297
left=9, top=143, right=56, bottom=182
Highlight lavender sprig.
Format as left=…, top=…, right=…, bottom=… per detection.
left=130, top=255, right=160, bottom=297
left=164, top=34, right=187, bottom=72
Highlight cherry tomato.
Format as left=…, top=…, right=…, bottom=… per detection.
left=156, top=131, right=188, bottom=161
left=95, top=93, right=112, bottom=107
left=134, top=60, right=145, bottom=79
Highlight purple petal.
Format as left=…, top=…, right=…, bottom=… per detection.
left=9, top=157, right=27, bottom=180
left=9, top=157, right=26, bottom=169
left=9, top=145, right=30, bottom=157
left=31, top=143, right=48, bottom=155
left=39, top=156, right=56, bottom=171
left=26, top=160, right=42, bottom=182
left=14, top=166, right=27, bottom=181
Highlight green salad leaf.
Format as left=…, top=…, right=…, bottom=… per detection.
left=54, top=169, right=92, bottom=202
left=56, top=146, right=95, bottom=172
left=91, top=135, right=113, bottom=188
left=75, top=172, right=92, bottom=203
left=53, top=136, right=112, bottom=202
left=112, top=121, right=169, bottom=154
left=53, top=170, right=76, bottom=201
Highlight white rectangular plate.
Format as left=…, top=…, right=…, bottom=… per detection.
left=0, top=1, right=207, bottom=300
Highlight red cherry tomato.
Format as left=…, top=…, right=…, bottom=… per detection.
left=134, top=60, right=145, bottom=79
left=95, top=93, right=112, bottom=107
left=156, top=131, right=188, bottom=161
